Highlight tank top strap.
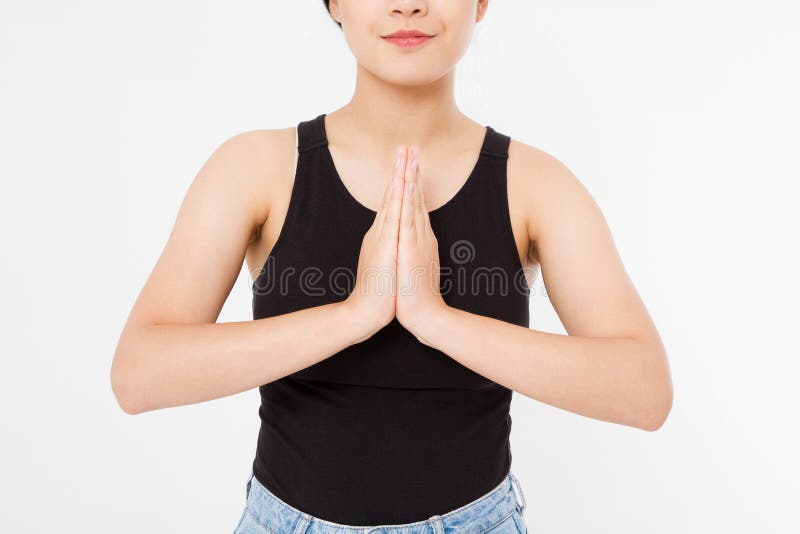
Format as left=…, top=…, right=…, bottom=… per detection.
left=480, top=125, right=511, bottom=159
left=474, top=125, right=512, bottom=204
left=468, top=125, right=512, bottom=207
left=468, top=124, right=524, bottom=288
left=297, top=113, right=329, bottom=153
left=256, top=115, right=338, bottom=271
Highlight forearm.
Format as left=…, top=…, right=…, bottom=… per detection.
left=414, top=306, right=672, bottom=431
left=111, top=300, right=370, bottom=414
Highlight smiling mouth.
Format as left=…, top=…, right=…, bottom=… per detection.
left=381, top=34, right=435, bottom=48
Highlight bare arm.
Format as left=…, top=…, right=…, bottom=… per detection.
left=110, top=131, right=406, bottom=415
left=407, top=142, right=673, bottom=431
left=113, top=303, right=369, bottom=415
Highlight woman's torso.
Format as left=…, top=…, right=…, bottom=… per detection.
left=244, top=113, right=534, bottom=525
left=247, top=115, right=534, bottom=284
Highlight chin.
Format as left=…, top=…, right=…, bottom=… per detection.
left=368, top=63, right=448, bottom=86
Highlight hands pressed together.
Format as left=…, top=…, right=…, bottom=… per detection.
left=345, top=146, right=450, bottom=345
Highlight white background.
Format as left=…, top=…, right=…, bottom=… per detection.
left=2, top=1, right=798, bottom=532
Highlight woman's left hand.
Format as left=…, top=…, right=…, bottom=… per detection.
left=396, top=146, right=450, bottom=344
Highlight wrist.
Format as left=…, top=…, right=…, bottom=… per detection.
left=337, top=297, right=386, bottom=344
left=407, top=303, right=454, bottom=348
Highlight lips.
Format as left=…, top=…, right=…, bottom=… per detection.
left=381, top=29, right=434, bottom=47
left=383, top=29, right=433, bottom=39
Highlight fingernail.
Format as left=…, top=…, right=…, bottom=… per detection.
left=411, top=158, right=418, bottom=172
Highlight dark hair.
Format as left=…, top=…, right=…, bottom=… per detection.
left=322, top=0, right=343, bottom=29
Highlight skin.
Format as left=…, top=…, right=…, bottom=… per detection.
left=111, top=0, right=673, bottom=432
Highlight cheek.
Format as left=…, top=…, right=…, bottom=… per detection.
left=339, top=6, right=381, bottom=55
left=445, top=17, right=476, bottom=58
left=428, top=26, right=476, bottom=62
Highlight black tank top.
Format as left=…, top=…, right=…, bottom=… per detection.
left=250, top=113, right=529, bottom=525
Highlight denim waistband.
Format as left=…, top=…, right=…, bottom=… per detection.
left=240, top=469, right=527, bottom=534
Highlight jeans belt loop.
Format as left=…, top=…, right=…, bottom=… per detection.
left=508, top=471, right=527, bottom=514
left=245, top=470, right=255, bottom=500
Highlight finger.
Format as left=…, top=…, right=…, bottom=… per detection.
left=417, top=162, right=433, bottom=235
left=406, top=148, right=424, bottom=243
left=406, top=146, right=420, bottom=185
left=377, top=146, right=406, bottom=235
left=414, top=165, right=426, bottom=243
left=401, top=182, right=416, bottom=246
left=400, top=151, right=416, bottom=245
left=376, top=146, right=404, bottom=230
left=381, top=146, right=406, bottom=243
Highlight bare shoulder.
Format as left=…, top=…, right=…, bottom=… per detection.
left=198, top=126, right=297, bottom=240
left=507, top=138, right=599, bottom=250
left=115, top=124, right=299, bottom=335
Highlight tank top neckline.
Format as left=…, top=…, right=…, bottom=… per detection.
left=317, top=113, right=495, bottom=218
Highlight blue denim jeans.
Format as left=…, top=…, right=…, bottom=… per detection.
left=233, top=470, right=529, bottom=534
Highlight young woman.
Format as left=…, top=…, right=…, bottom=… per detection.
left=111, top=1, right=673, bottom=532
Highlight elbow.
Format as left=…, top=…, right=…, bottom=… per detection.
left=638, top=377, right=673, bottom=432
left=632, top=343, right=673, bottom=432
left=110, top=346, right=147, bottom=415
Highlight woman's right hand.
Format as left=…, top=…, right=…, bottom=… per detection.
left=344, top=146, right=408, bottom=340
